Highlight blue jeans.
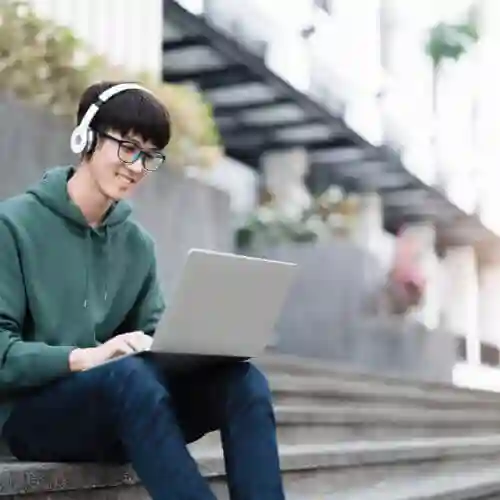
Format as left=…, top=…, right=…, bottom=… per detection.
left=3, top=356, right=285, bottom=500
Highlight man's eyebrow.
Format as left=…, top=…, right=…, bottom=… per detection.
left=123, top=137, right=150, bottom=149
left=123, top=138, right=161, bottom=154
left=122, top=136, right=142, bottom=145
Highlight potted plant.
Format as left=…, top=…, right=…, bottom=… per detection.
left=235, top=185, right=360, bottom=252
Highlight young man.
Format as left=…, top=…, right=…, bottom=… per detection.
left=0, top=81, right=285, bottom=500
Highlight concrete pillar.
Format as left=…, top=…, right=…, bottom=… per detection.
left=351, top=192, right=393, bottom=266
left=261, top=148, right=312, bottom=220
left=475, top=0, right=500, bottom=227
left=477, top=262, right=500, bottom=355
left=379, top=0, right=404, bottom=148
left=378, top=0, right=436, bottom=184
left=28, top=0, right=163, bottom=77
left=441, top=246, right=479, bottom=364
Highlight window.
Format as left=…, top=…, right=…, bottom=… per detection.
left=455, top=336, right=467, bottom=362
left=480, top=342, right=500, bottom=367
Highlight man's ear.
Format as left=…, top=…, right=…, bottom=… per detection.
left=84, top=132, right=105, bottom=160
left=80, top=149, right=94, bottom=162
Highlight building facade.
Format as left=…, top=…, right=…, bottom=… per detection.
left=26, top=0, right=500, bottom=390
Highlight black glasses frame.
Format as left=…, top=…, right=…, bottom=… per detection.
left=97, top=130, right=166, bottom=172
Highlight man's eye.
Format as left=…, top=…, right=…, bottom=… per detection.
left=122, top=143, right=138, bottom=154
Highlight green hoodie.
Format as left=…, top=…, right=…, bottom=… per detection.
left=0, top=166, right=165, bottom=431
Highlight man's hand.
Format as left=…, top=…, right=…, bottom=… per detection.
left=69, top=331, right=153, bottom=372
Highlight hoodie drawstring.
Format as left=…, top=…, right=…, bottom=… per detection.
left=83, top=227, right=110, bottom=308
left=103, top=227, right=109, bottom=302
left=83, top=230, right=91, bottom=308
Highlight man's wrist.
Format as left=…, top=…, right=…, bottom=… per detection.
left=69, top=348, right=91, bottom=372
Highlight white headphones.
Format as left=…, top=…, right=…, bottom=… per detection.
left=70, top=83, right=152, bottom=155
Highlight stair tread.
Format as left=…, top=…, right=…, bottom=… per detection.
left=260, top=354, right=481, bottom=395
left=322, top=466, right=500, bottom=500
left=282, top=434, right=500, bottom=453
left=4, top=436, right=500, bottom=495
left=274, top=404, right=500, bottom=425
left=268, top=372, right=500, bottom=406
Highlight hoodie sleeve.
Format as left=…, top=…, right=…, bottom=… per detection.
left=0, top=218, right=74, bottom=391
left=120, top=239, right=166, bottom=336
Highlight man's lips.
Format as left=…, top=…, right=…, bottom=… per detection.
left=117, top=173, right=136, bottom=184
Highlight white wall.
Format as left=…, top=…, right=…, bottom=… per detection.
left=453, top=362, right=500, bottom=393
left=28, top=0, right=163, bottom=77
left=186, top=157, right=259, bottom=227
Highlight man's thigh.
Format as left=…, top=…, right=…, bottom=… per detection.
left=166, top=361, right=255, bottom=444
left=3, top=358, right=258, bottom=459
left=3, top=364, right=128, bottom=463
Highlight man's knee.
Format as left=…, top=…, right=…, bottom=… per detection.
left=104, top=355, right=160, bottom=379
left=91, top=356, right=168, bottom=408
left=227, top=362, right=273, bottom=406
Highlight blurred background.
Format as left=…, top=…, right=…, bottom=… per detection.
left=2, top=0, right=500, bottom=391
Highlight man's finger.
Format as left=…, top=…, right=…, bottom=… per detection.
left=125, top=337, right=149, bottom=353
left=115, top=337, right=137, bottom=352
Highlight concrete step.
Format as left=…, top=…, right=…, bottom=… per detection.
left=273, top=404, right=500, bottom=443
left=5, top=435, right=500, bottom=499
left=189, top=402, right=500, bottom=450
left=265, top=368, right=500, bottom=409
left=323, top=467, right=500, bottom=500
left=262, top=354, right=500, bottom=401
left=212, top=436, right=500, bottom=498
left=5, top=356, right=500, bottom=499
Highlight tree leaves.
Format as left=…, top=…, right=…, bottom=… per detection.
left=425, top=10, right=479, bottom=70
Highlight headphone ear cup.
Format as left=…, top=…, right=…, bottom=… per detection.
left=70, top=126, right=87, bottom=155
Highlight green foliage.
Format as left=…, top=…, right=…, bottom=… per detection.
left=236, top=212, right=321, bottom=250
left=235, top=186, right=360, bottom=251
left=425, top=8, right=479, bottom=69
left=0, top=0, right=222, bottom=169
left=0, top=0, right=103, bottom=113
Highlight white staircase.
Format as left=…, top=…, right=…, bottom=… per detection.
left=3, top=354, right=500, bottom=499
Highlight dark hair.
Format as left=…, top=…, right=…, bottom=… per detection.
left=76, top=81, right=171, bottom=153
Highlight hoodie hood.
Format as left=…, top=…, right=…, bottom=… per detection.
left=26, top=166, right=133, bottom=308
left=27, top=166, right=132, bottom=230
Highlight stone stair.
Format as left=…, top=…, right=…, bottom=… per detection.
left=3, top=354, right=500, bottom=499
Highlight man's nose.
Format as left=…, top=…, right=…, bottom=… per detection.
left=125, top=156, right=144, bottom=174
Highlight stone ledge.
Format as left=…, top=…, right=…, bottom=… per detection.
left=0, top=459, right=139, bottom=496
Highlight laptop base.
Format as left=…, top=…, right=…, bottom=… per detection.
left=140, top=351, right=250, bottom=374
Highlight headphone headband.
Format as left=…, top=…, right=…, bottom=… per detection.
left=70, top=82, right=152, bottom=155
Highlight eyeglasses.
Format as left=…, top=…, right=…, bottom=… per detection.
left=98, top=131, right=166, bottom=172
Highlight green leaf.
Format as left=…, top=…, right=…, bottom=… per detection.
left=425, top=17, right=479, bottom=68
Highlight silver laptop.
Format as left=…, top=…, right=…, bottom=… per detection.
left=150, top=248, right=297, bottom=360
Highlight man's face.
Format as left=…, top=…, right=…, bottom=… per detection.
left=87, top=130, right=158, bottom=201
